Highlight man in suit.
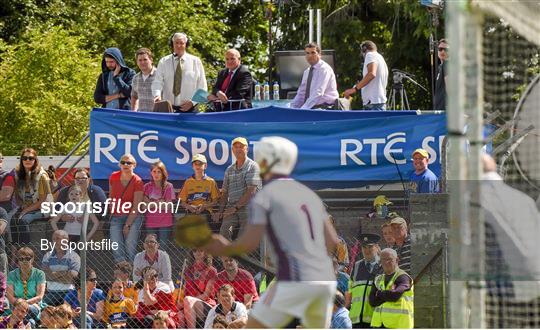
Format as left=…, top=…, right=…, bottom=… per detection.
left=208, top=49, right=253, bottom=111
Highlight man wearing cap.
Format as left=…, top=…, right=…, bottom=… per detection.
left=390, top=217, right=411, bottom=274
left=409, top=148, right=439, bottom=194
left=346, top=233, right=382, bottom=328
left=369, top=248, right=413, bottom=329
left=179, top=154, right=220, bottom=231
left=213, top=137, right=262, bottom=240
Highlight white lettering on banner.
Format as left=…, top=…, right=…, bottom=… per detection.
left=175, top=136, right=190, bottom=164
left=384, top=132, right=406, bottom=164
left=94, top=133, right=117, bottom=163
left=209, top=139, right=229, bottom=165
left=95, top=131, right=160, bottom=163
left=192, top=137, right=208, bottom=156
left=422, top=136, right=437, bottom=164
left=138, top=131, right=159, bottom=163
left=364, top=138, right=386, bottom=165
left=117, top=134, right=139, bottom=155
left=341, top=139, right=365, bottom=165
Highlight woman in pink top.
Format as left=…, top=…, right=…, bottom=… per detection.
left=143, top=161, right=175, bottom=249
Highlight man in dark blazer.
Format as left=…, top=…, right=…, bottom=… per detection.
left=208, top=49, right=253, bottom=111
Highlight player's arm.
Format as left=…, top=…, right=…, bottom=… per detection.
left=324, top=217, right=340, bottom=256
left=202, top=224, right=265, bottom=256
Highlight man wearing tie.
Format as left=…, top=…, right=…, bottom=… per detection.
left=207, top=49, right=253, bottom=111
left=290, top=42, right=339, bottom=109
left=152, top=32, right=207, bottom=112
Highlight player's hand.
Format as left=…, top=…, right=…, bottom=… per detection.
left=201, top=234, right=229, bottom=255
left=343, top=88, right=356, bottom=98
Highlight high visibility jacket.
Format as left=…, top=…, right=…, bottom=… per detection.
left=259, top=274, right=276, bottom=294
left=370, top=269, right=414, bottom=329
left=348, top=259, right=381, bottom=324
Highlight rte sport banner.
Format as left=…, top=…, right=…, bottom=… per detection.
left=90, top=106, right=447, bottom=188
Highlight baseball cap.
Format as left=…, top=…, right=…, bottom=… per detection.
left=231, top=137, right=248, bottom=146
left=412, top=148, right=429, bottom=159
left=192, top=154, right=207, bottom=163
left=390, top=217, right=408, bottom=227
left=358, top=233, right=381, bottom=246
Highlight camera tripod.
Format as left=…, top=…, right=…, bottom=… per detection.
left=388, top=69, right=428, bottom=110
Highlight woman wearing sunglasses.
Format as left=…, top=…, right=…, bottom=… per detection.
left=12, top=148, right=52, bottom=245
left=63, top=267, right=105, bottom=329
left=6, top=247, right=46, bottom=327
left=108, top=154, right=144, bottom=262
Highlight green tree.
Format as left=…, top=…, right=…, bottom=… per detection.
left=0, top=26, right=99, bottom=154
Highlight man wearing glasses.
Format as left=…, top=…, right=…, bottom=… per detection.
left=434, top=38, right=449, bottom=110
left=132, top=234, right=173, bottom=291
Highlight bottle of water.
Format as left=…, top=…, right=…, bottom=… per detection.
left=263, top=82, right=270, bottom=101
left=254, top=81, right=261, bottom=101
left=272, top=81, right=280, bottom=100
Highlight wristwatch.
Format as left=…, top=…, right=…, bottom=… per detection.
left=354, top=85, right=360, bottom=92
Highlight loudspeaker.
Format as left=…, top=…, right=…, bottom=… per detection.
left=169, top=32, right=190, bottom=53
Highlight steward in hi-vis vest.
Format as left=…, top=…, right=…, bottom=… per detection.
left=347, top=233, right=382, bottom=328
left=369, top=248, right=414, bottom=329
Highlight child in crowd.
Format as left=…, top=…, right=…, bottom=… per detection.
left=109, top=261, right=139, bottom=301
left=152, top=310, right=172, bottom=329
left=53, top=304, right=77, bottom=329
left=103, top=279, right=137, bottom=328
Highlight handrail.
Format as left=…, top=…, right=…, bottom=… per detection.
left=55, top=132, right=90, bottom=169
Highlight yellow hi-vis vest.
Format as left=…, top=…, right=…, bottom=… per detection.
left=370, top=269, right=414, bottom=329
left=259, top=274, right=276, bottom=294
left=349, top=261, right=378, bottom=324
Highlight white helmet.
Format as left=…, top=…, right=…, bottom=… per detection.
left=254, top=136, right=298, bottom=176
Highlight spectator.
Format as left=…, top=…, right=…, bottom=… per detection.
left=203, top=284, right=248, bottom=329
left=434, top=38, right=449, bottom=110
left=347, top=233, right=382, bottom=328
left=42, top=230, right=81, bottom=306
left=12, top=148, right=51, bottom=245
left=143, top=161, right=175, bottom=248
left=0, top=209, right=8, bottom=275
left=343, top=40, right=389, bottom=110
left=0, top=272, right=5, bottom=315
left=45, top=165, right=60, bottom=195
left=108, top=154, right=144, bottom=262
left=152, top=32, right=207, bottom=113
left=50, top=185, right=99, bottom=243
left=330, top=215, right=350, bottom=271
left=39, top=305, right=58, bottom=329
left=213, top=137, right=261, bottom=240
left=179, top=154, right=220, bottom=232
left=211, top=314, right=229, bottom=328
left=214, top=257, right=258, bottom=309
left=54, top=304, right=77, bottom=329
left=183, top=249, right=218, bottom=328
left=381, top=222, right=396, bottom=248
left=369, top=248, right=414, bottom=329
left=6, top=247, right=45, bottom=325
left=207, top=49, right=253, bottom=111
left=133, top=234, right=173, bottom=290
left=152, top=310, right=173, bottom=329
left=390, top=217, right=411, bottom=273
left=110, top=261, right=138, bottom=301
left=409, top=148, right=439, bottom=194
left=103, top=279, right=137, bottom=328
left=0, top=152, right=14, bottom=275
left=333, top=257, right=350, bottom=295
left=290, top=42, right=339, bottom=109
left=136, top=267, right=178, bottom=328
left=93, top=47, right=135, bottom=110
left=64, top=267, right=105, bottom=329
left=331, top=291, right=352, bottom=329
left=0, top=298, right=31, bottom=329
left=132, top=48, right=157, bottom=112
left=56, top=168, right=107, bottom=219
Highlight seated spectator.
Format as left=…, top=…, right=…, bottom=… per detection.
left=39, top=305, right=58, bottom=329
left=64, top=267, right=105, bottom=329
left=133, top=234, right=173, bottom=290
left=152, top=310, right=174, bottom=329
left=108, top=154, right=144, bottom=263
left=214, top=257, right=258, bottom=309
left=179, top=154, right=220, bottom=232
left=12, top=148, right=51, bottom=245
left=0, top=298, right=31, bottom=329
left=103, top=279, right=137, bottom=328
left=56, top=168, right=107, bottom=219
left=330, top=291, right=352, bottom=329
left=42, top=230, right=81, bottom=306
left=211, top=314, right=229, bottom=329
left=45, top=165, right=60, bottom=195
left=6, top=247, right=45, bottom=326
left=381, top=222, right=396, bottom=248
left=0, top=208, right=9, bottom=276
left=203, top=284, right=248, bottom=329
left=50, top=185, right=99, bottom=243
left=333, top=257, right=350, bottom=295
left=0, top=271, right=5, bottom=315
left=54, top=304, right=77, bottom=329
left=207, top=49, right=253, bottom=111
left=143, top=162, right=175, bottom=249
left=136, top=267, right=178, bottom=328
left=109, top=261, right=138, bottom=301
left=183, top=249, right=217, bottom=328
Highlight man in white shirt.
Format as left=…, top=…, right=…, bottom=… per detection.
left=343, top=40, right=388, bottom=110
left=204, top=284, right=248, bottom=328
left=290, top=43, right=339, bottom=109
left=152, top=32, right=207, bottom=112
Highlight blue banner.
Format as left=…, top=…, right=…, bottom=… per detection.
left=90, top=107, right=447, bottom=187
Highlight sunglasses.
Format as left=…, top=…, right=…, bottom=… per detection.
left=120, top=161, right=134, bottom=165
left=18, top=257, right=32, bottom=262
left=438, top=47, right=448, bottom=52
left=21, top=156, right=35, bottom=161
